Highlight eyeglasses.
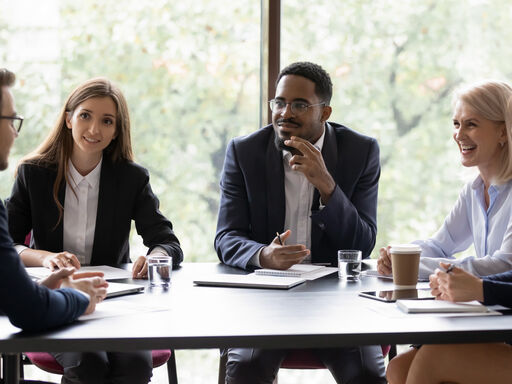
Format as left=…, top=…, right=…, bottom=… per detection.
left=269, top=99, right=325, bottom=116
left=0, top=115, right=24, bottom=133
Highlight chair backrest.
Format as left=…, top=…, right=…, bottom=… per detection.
left=25, top=350, right=178, bottom=383
left=280, top=345, right=392, bottom=370
left=218, top=345, right=395, bottom=383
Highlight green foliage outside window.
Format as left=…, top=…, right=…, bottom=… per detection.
left=2, top=0, right=511, bottom=265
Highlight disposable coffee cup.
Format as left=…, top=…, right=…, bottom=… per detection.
left=390, top=244, right=421, bottom=289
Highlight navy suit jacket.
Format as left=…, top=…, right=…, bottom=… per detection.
left=483, top=270, right=512, bottom=308
left=0, top=201, right=88, bottom=331
left=7, top=158, right=183, bottom=267
left=215, top=122, right=381, bottom=269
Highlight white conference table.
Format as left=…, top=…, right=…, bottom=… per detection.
left=1, top=262, right=512, bottom=383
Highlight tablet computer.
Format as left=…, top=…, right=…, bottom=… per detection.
left=359, top=288, right=435, bottom=302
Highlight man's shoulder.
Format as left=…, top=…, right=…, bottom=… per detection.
left=230, top=124, right=274, bottom=150
left=328, top=122, right=377, bottom=146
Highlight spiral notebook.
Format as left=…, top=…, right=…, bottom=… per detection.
left=193, top=274, right=306, bottom=289
left=254, top=264, right=326, bottom=278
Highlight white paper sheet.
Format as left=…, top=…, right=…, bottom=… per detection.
left=78, top=298, right=169, bottom=321
left=27, top=265, right=132, bottom=280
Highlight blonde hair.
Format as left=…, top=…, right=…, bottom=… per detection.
left=19, top=77, right=134, bottom=224
left=453, top=80, right=512, bottom=184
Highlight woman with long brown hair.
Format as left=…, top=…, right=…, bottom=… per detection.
left=7, top=77, right=183, bottom=384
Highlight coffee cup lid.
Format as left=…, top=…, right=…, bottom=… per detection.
left=389, top=244, right=422, bottom=254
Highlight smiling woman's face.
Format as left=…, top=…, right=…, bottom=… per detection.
left=66, top=96, right=117, bottom=165
left=452, top=100, right=506, bottom=181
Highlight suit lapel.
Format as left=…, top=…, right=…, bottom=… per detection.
left=311, top=123, right=338, bottom=262
left=265, top=131, right=285, bottom=242
left=90, top=159, right=116, bottom=265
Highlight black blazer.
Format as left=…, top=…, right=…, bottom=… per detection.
left=6, top=158, right=183, bottom=267
left=214, top=122, right=381, bottom=269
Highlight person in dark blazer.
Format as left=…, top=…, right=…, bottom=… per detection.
left=0, top=68, right=107, bottom=331
left=215, top=62, right=385, bottom=384
left=6, top=77, right=183, bottom=384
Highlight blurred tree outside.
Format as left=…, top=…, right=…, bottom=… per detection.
left=1, top=0, right=511, bottom=259
left=0, top=0, right=260, bottom=262
left=2, top=1, right=512, bottom=383
left=283, top=0, right=512, bottom=256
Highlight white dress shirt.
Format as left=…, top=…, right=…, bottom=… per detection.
left=63, top=159, right=101, bottom=265
left=250, top=128, right=326, bottom=267
left=417, top=175, right=512, bottom=278
left=16, top=157, right=167, bottom=265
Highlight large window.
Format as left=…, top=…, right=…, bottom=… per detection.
left=283, top=0, right=512, bottom=252
left=2, top=1, right=512, bottom=382
left=0, top=0, right=260, bottom=261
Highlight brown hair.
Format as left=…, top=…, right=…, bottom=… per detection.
left=0, top=68, right=16, bottom=110
left=19, top=77, right=134, bottom=224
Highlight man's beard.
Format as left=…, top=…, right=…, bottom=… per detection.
left=273, top=118, right=303, bottom=155
left=274, top=134, right=295, bottom=153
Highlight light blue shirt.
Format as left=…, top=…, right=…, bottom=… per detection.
left=417, top=176, right=512, bottom=278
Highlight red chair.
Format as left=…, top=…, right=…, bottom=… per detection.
left=21, top=233, right=178, bottom=383
left=24, top=350, right=178, bottom=384
left=218, top=346, right=394, bottom=383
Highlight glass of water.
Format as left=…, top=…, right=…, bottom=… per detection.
left=148, top=255, right=172, bottom=287
left=337, top=250, right=362, bottom=281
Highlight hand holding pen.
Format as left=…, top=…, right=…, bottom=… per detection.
left=259, top=229, right=310, bottom=270
left=429, top=262, right=484, bottom=302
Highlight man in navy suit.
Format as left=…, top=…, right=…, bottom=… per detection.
left=215, top=62, right=385, bottom=383
left=0, top=68, right=107, bottom=331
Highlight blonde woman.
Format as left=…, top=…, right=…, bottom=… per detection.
left=7, top=77, right=183, bottom=384
left=379, top=80, right=512, bottom=279
left=382, top=80, right=512, bottom=384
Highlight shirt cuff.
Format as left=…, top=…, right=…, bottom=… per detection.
left=149, top=246, right=169, bottom=256
left=249, top=247, right=265, bottom=268
left=15, top=244, right=28, bottom=255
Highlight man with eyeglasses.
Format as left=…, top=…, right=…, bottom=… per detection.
left=215, top=62, right=384, bottom=383
left=0, top=68, right=107, bottom=331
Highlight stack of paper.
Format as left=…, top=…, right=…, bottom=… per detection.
left=396, top=299, right=490, bottom=314
left=26, top=265, right=132, bottom=280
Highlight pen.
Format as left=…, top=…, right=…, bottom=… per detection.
left=445, top=264, right=455, bottom=273
left=276, top=232, right=283, bottom=245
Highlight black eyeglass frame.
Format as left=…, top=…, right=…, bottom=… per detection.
left=0, top=115, right=24, bottom=133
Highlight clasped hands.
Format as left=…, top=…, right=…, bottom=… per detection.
left=429, top=262, right=484, bottom=303
left=39, top=268, right=108, bottom=315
